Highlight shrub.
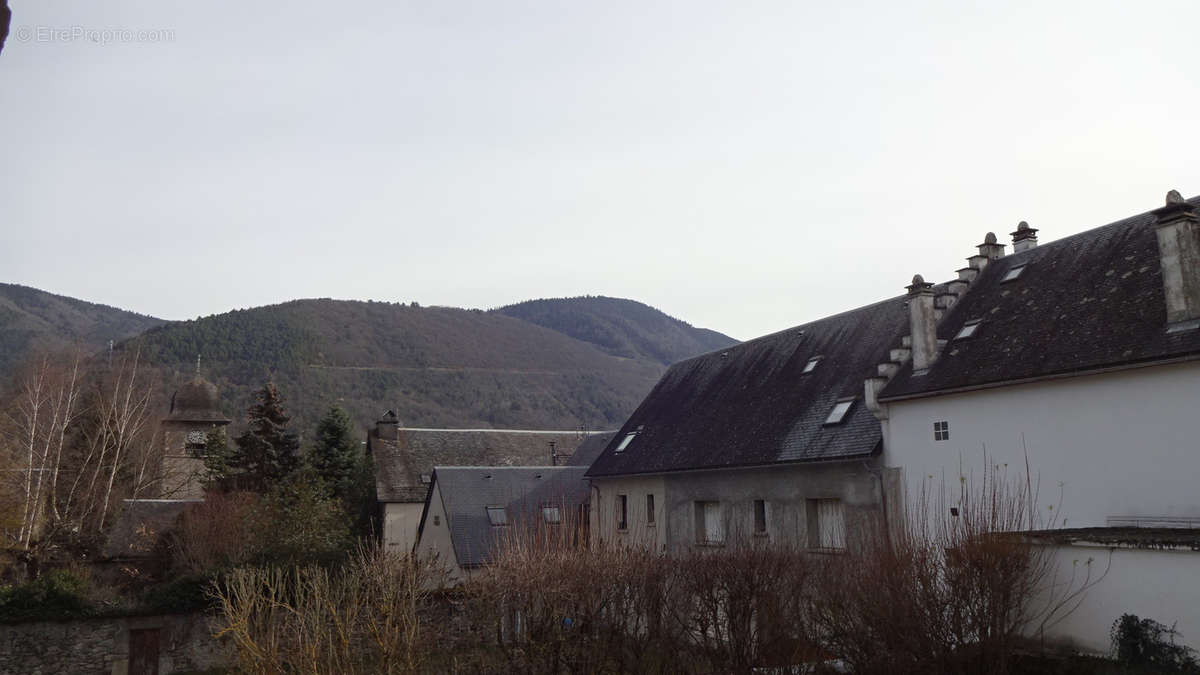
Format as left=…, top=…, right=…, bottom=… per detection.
left=0, top=569, right=93, bottom=621
left=1111, top=613, right=1200, bottom=673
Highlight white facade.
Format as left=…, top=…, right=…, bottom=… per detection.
left=382, top=502, right=425, bottom=553
left=882, top=359, right=1200, bottom=651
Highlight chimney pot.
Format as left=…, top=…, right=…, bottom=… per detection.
left=977, top=232, right=1007, bottom=261
left=1152, top=191, right=1200, bottom=329
left=1011, top=220, right=1040, bottom=252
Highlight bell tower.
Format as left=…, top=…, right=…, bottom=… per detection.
left=161, top=370, right=231, bottom=499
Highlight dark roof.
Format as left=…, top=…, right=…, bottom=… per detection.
left=881, top=196, right=1200, bottom=400
left=425, top=466, right=589, bottom=567
left=565, top=432, right=615, bottom=467
left=102, top=499, right=200, bottom=559
left=370, top=428, right=599, bottom=502
left=586, top=296, right=911, bottom=478
left=165, top=376, right=230, bottom=423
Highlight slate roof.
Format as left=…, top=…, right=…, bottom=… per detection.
left=370, top=428, right=599, bottom=502
left=881, top=196, right=1200, bottom=400
left=565, top=432, right=615, bottom=467
left=424, top=466, right=589, bottom=567
left=586, top=296, right=912, bottom=478
left=102, top=499, right=201, bottom=560
left=164, top=376, right=230, bottom=424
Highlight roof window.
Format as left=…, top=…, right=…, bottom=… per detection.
left=1001, top=264, right=1026, bottom=283
left=954, top=320, right=982, bottom=340
left=802, top=356, right=822, bottom=374
left=824, top=398, right=854, bottom=425
left=486, top=506, right=508, bottom=526
left=615, top=432, right=637, bottom=452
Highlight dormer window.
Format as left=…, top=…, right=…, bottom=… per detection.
left=1001, top=264, right=1026, bottom=283
left=955, top=320, right=982, bottom=340
left=824, top=398, right=854, bottom=425
left=615, top=431, right=637, bottom=452
left=486, top=506, right=508, bottom=526
left=802, top=356, right=822, bottom=374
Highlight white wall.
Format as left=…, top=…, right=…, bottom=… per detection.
left=383, top=502, right=426, bottom=553
left=883, top=360, right=1200, bottom=529
left=412, top=482, right=465, bottom=583
left=1036, top=543, right=1200, bottom=653
left=590, top=475, right=667, bottom=551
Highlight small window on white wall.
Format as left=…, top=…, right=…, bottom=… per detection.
left=695, top=501, right=724, bottom=545
left=807, top=498, right=845, bottom=550
left=934, top=420, right=950, bottom=441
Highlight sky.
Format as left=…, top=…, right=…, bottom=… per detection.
left=3, top=1, right=1200, bottom=341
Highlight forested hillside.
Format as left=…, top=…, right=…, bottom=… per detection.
left=0, top=283, right=163, bottom=378
left=495, top=296, right=736, bottom=366
left=122, top=299, right=674, bottom=433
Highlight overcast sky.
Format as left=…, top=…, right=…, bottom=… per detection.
left=3, top=1, right=1199, bottom=340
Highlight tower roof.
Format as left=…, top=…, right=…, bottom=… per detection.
left=166, top=375, right=230, bottom=423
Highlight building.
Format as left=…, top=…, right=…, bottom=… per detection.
left=413, top=466, right=590, bottom=581
left=584, top=296, right=913, bottom=553
left=876, top=192, right=1200, bottom=653
left=160, top=375, right=231, bottom=500
left=367, top=412, right=607, bottom=552
left=103, top=374, right=229, bottom=563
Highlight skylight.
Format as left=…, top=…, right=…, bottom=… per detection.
left=1001, top=264, right=1026, bottom=282
left=615, top=432, right=636, bottom=452
left=824, top=399, right=854, bottom=425
left=955, top=320, right=982, bottom=340
left=802, top=356, right=822, bottom=374
left=486, top=506, right=507, bottom=526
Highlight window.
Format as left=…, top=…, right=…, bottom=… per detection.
left=824, top=398, right=854, bottom=425
left=486, top=506, right=508, bottom=526
left=616, top=494, right=628, bottom=530
left=802, top=356, right=822, bottom=374
left=807, top=498, right=845, bottom=550
left=695, top=501, right=724, bottom=545
left=1001, top=264, right=1026, bottom=283
left=754, top=499, right=767, bottom=535
left=933, top=420, right=950, bottom=441
left=646, top=494, right=655, bottom=525
left=955, top=320, right=982, bottom=340
left=615, top=432, right=636, bottom=452
left=542, top=505, right=561, bottom=524
left=419, top=473, right=431, bottom=485
left=185, top=430, right=206, bottom=451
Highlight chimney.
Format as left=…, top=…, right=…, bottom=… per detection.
left=376, top=410, right=400, bottom=440
left=1011, top=221, right=1039, bottom=252
left=1152, top=190, right=1200, bottom=330
left=906, top=274, right=938, bottom=374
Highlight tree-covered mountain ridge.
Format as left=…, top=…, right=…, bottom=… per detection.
left=113, top=296, right=737, bottom=433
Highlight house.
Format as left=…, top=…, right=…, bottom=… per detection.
left=367, top=412, right=607, bottom=552
left=584, top=296, right=915, bottom=553
left=874, top=191, right=1200, bottom=653
left=413, top=466, right=590, bottom=581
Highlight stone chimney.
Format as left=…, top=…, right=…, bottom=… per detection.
left=906, top=274, right=938, bottom=374
left=376, top=410, right=401, bottom=440
left=1152, top=190, right=1200, bottom=330
left=1011, top=221, right=1039, bottom=252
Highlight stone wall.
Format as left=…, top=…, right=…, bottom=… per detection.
left=0, top=612, right=233, bottom=675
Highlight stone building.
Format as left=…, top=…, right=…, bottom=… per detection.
left=159, top=375, right=231, bottom=500
left=367, top=411, right=607, bottom=552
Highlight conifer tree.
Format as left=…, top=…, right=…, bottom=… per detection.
left=308, top=406, right=361, bottom=501
left=211, top=383, right=301, bottom=492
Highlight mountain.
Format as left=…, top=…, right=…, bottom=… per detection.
left=0, top=283, right=163, bottom=378
left=495, top=296, right=736, bottom=366
left=122, top=298, right=713, bottom=434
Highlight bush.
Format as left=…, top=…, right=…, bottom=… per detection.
left=0, top=569, right=93, bottom=621
left=140, top=574, right=216, bottom=614
left=1111, top=613, right=1200, bottom=673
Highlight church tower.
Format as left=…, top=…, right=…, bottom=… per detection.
left=160, top=374, right=230, bottom=499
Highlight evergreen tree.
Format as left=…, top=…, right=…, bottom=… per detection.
left=215, top=383, right=301, bottom=492
left=308, top=406, right=361, bottom=501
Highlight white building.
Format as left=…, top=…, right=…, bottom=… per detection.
left=873, top=192, right=1200, bottom=653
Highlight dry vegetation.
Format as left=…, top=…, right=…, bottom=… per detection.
left=211, top=462, right=1103, bottom=674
